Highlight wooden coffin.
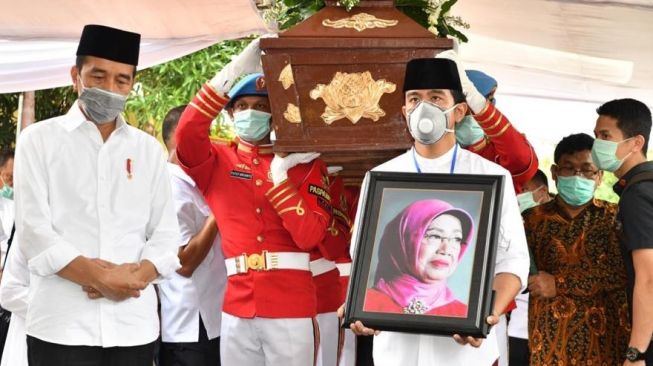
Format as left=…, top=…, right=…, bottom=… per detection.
left=260, top=0, right=452, bottom=184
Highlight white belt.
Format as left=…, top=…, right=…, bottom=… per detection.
left=225, top=251, right=310, bottom=276
left=310, top=258, right=337, bottom=277
left=336, top=262, right=352, bottom=277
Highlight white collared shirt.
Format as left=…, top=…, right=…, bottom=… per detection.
left=350, top=145, right=530, bottom=366
left=158, top=164, right=226, bottom=342
left=13, top=101, right=181, bottom=347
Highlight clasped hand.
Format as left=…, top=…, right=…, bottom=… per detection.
left=82, top=259, right=148, bottom=302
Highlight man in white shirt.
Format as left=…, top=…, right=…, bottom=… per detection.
left=346, top=58, right=529, bottom=365
left=13, top=24, right=180, bottom=366
left=158, top=105, right=226, bottom=366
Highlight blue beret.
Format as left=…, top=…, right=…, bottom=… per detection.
left=466, top=70, right=497, bottom=98
left=226, top=73, right=268, bottom=108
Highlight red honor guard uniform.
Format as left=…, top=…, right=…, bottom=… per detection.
left=176, top=76, right=331, bottom=366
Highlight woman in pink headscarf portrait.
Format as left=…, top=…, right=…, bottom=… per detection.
left=363, top=199, right=474, bottom=317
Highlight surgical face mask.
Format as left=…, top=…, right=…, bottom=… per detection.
left=233, top=109, right=271, bottom=142
left=407, top=101, right=457, bottom=145
left=77, top=78, right=128, bottom=125
left=591, top=138, right=633, bottom=172
left=455, top=115, right=485, bottom=147
left=556, top=176, right=596, bottom=206
left=0, top=184, right=13, bottom=200
left=516, top=191, right=538, bottom=213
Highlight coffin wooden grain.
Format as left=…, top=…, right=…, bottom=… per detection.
left=260, top=0, right=452, bottom=184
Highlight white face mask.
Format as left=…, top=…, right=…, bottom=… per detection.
left=77, top=77, right=128, bottom=124
left=407, top=101, right=457, bottom=145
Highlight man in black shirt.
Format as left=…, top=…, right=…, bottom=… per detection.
left=592, top=98, right=653, bottom=365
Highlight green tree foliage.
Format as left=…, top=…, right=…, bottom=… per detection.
left=0, top=40, right=250, bottom=146
left=0, top=87, right=77, bottom=150
left=126, top=39, right=250, bottom=140
left=0, top=93, right=19, bottom=149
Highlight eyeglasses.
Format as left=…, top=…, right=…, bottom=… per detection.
left=423, top=233, right=465, bottom=246
left=555, top=166, right=599, bottom=179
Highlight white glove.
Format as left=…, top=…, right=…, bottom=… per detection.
left=436, top=50, right=487, bottom=114
left=270, top=152, right=321, bottom=186
left=327, top=166, right=344, bottom=175
left=210, top=38, right=263, bottom=95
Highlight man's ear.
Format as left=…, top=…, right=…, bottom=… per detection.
left=550, top=164, right=558, bottom=183
left=634, top=134, right=646, bottom=155
left=453, top=103, right=468, bottom=125
left=70, top=66, right=79, bottom=93
left=226, top=107, right=234, bottom=120
left=401, top=105, right=407, bottom=121
left=596, top=170, right=604, bottom=187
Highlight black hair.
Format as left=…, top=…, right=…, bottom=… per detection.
left=75, top=55, right=137, bottom=77
left=0, top=149, right=14, bottom=168
left=554, top=133, right=594, bottom=164
left=597, top=98, right=652, bottom=153
left=451, top=89, right=466, bottom=104
left=531, top=169, right=549, bottom=188
left=162, top=105, right=188, bottom=146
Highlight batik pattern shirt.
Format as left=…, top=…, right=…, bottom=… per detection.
left=524, top=198, right=629, bottom=366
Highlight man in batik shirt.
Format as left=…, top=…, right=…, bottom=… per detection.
left=525, top=133, right=629, bottom=365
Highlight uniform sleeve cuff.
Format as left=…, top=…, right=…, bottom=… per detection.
left=27, top=243, right=81, bottom=277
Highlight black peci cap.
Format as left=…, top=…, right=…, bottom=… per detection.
left=403, top=58, right=462, bottom=93
left=76, top=24, right=141, bottom=66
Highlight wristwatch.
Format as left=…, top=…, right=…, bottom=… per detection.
left=625, top=347, right=646, bottom=362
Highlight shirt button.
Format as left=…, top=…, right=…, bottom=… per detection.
left=253, top=158, right=260, bottom=165
left=256, top=235, right=264, bottom=243
left=255, top=208, right=262, bottom=214
left=255, top=179, right=263, bottom=187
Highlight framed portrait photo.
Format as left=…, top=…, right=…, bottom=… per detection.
left=343, top=171, right=504, bottom=338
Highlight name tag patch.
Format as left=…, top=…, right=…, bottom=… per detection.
left=230, top=170, right=252, bottom=180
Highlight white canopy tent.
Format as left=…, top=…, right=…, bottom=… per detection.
left=452, top=0, right=653, bottom=160
left=0, top=0, right=267, bottom=93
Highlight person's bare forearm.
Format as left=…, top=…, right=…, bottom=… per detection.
left=135, top=259, right=159, bottom=283
left=493, top=272, right=522, bottom=315
left=57, top=256, right=103, bottom=288
left=629, top=276, right=653, bottom=350
left=177, top=216, right=218, bottom=277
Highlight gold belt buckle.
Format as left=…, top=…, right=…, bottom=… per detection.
left=246, top=251, right=267, bottom=271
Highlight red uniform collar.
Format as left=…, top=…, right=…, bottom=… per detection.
left=236, top=138, right=274, bottom=157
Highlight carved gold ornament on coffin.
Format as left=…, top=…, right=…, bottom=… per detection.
left=322, top=12, right=398, bottom=32
left=278, top=64, right=295, bottom=90
left=283, top=103, right=302, bottom=124
left=309, top=71, right=396, bottom=125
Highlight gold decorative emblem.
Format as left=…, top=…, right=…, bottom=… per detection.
left=247, top=253, right=265, bottom=270
left=279, top=64, right=295, bottom=90
left=322, top=12, right=398, bottom=32
left=283, top=103, right=302, bottom=124
left=310, top=71, right=396, bottom=124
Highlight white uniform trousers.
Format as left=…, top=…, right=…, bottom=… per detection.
left=316, top=312, right=338, bottom=366
left=220, top=312, right=317, bottom=366
left=337, top=329, right=356, bottom=366
left=495, top=314, right=508, bottom=366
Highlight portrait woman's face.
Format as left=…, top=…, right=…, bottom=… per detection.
left=416, top=214, right=463, bottom=283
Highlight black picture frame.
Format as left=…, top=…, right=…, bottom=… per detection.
left=343, top=171, right=504, bottom=338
